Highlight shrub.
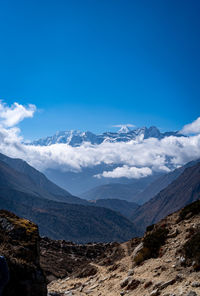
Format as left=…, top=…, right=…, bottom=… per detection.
left=179, top=200, right=200, bottom=221
left=183, top=230, right=200, bottom=271
left=146, top=224, right=155, bottom=232
left=134, top=226, right=168, bottom=265
left=143, top=227, right=169, bottom=258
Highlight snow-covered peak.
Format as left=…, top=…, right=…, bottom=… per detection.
left=118, top=125, right=132, bottom=134
left=31, top=126, right=183, bottom=147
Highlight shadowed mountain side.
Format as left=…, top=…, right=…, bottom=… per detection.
left=79, top=174, right=161, bottom=202
left=131, top=161, right=200, bottom=234
left=0, top=153, right=88, bottom=205
left=133, top=158, right=200, bottom=205
left=0, top=187, right=138, bottom=243
left=89, top=199, right=139, bottom=219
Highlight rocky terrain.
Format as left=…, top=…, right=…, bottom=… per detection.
left=0, top=210, right=47, bottom=296
left=47, top=200, right=200, bottom=296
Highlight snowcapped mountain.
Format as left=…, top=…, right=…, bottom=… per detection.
left=31, top=126, right=182, bottom=147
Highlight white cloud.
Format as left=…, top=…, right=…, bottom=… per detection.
left=95, top=165, right=152, bottom=179
left=0, top=102, right=200, bottom=179
left=180, top=117, right=200, bottom=135
left=0, top=101, right=36, bottom=127
left=112, top=124, right=135, bottom=128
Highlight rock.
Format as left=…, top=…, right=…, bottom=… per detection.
left=159, top=278, right=176, bottom=290
left=191, top=281, right=200, bottom=287
left=73, top=264, right=98, bottom=278
left=0, top=210, right=47, bottom=296
left=186, top=292, right=197, bottom=296
left=98, top=276, right=108, bottom=284
left=128, top=269, right=134, bottom=276
left=40, top=237, right=122, bottom=282
left=176, top=273, right=184, bottom=281
left=132, top=242, right=143, bottom=261
left=165, top=259, right=172, bottom=263
left=160, top=265, right=167, bottom=271
left=126, top=279, right=140, bottom=290
left=179, top=256, right=186, bottom=265
left=150, top=289, right=160, bottom=296
left=120, top=277, right=131, bottom=288
left=144, top=281, right=153, bottom=288
left=90, top=283, right=99, bottom=290
left=153, top=281, right=164, bottom=289
left=64, top=292, right=73, bottom=296
left=167, top=229, right=179, bottom=238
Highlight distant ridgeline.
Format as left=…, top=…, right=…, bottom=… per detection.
left=31, top=126, right=183, bottom=147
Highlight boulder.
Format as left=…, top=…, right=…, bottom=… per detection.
left=0, top=210, right=47, bottom=296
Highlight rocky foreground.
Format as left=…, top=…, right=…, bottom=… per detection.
left=0, top=210, right=47, bottom=296
left=46, top=201, right=200, bottom=296
left=0, top=200, right=199, bottom=296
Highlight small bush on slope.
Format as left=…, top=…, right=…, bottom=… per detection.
left=183, top=230, right=200, bottom=271
left=134, top=226, right=168, bottom=265
left=178, top=199, right=200, bottom=221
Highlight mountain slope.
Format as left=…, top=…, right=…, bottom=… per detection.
left=0, top=153, right=138, bottom=242
left=133, top=158, right=200, bottom=204
left=89, top=199, right=139, bottom=219
left=47, top=200, right=200, bottom=296
left=0, top=153, right=87, bottom=205
left=131, top=161, right=200, bottom=233
left=0, top=187, right=137, bottom=243
left=80, top=174, right=161, bottom=202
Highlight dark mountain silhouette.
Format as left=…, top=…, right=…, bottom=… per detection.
left=0, top=187, right=137, bottom=243
left=88, top=199, right=139, bottom=218
left=0, top=153, right=87, bottom=205
left=79, top=174, right=161, bottom=202
left=0, top=153, right=137, bottom=242
left=133, top=158, right=200, bottom=204
left=131, top=160, right=200, bottom=234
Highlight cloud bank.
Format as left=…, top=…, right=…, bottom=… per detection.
left=95, top=165, right=152, bottom=179
left=0, top=101, right=200, bottom=179
left=180, top=117, right=200, bottom=135
left=0, top=101, right=36, bottom=127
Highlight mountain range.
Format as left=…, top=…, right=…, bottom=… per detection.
left=29, top=125, right=185, bottom=196
left=0, top=153, right=138, bottom=242
left=32, top=126, right=182, bottom=147
left=1, top=149, right=200, bottom=242
left=82, top=159, right=200, bottom=205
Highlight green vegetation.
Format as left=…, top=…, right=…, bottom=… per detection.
left=134, top=226, right=168, bottom=265
left=179, top=200, right=200, bottom=221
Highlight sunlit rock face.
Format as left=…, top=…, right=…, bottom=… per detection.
left=0, top=210, right=47, bottom=296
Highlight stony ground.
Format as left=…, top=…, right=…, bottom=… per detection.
left=47, top=210, right=200, bottom=296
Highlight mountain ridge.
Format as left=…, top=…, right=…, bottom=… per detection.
left=31, top=126, right=183, bottom=147
left=131, top=160, right=200, bottom=234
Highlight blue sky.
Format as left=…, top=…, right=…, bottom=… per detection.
left=0, top=0, right=199, bottom=140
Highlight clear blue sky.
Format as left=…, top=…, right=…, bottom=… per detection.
left=0, top=0, right=200, bottom=139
